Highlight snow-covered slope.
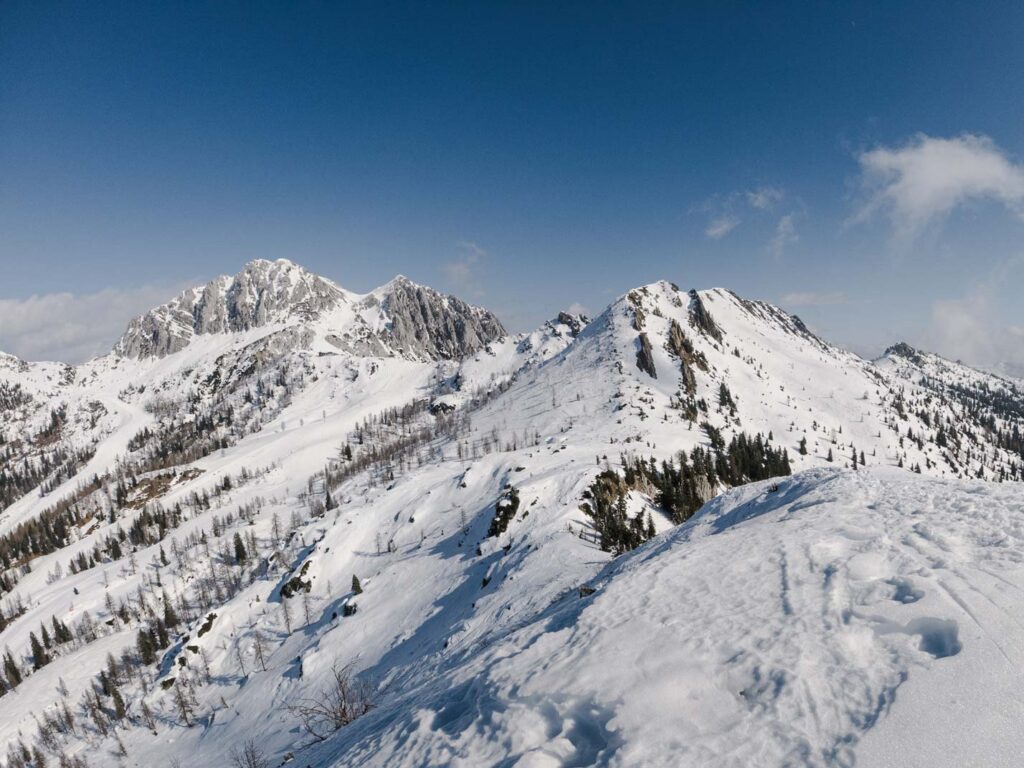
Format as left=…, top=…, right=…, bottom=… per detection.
left=0, top=262, right=1022, bottom=768
left=323, top=467, right=1024, bottom=768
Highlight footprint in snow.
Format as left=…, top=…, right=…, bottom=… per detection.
left=888, top=577, right=924, bottom=604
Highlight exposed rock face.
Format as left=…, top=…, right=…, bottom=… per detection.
left=636, top=332, right=657, bottom=378
left=115, top=259, right=346, bottom=358
left=372, top=277, right=506, bottom=361
left=688, top=289, right=723, bottom=343
left=884, top=342, right=924, bottom=365
left=667, top=319, right=700, bottom=395
left=555, top=312, right=588, bottom=338
left=114, top=262, right=505, bottom=362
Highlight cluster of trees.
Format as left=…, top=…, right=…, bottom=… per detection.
left=326, top=400, right=467, bottom=490
left=582, top=429, right=791, bottom=555
left=0, top=472, right=106, bottom=599
left=0, top=611, right=72, bottom=694
left=0, top=461, right=268, bottom=612
left=0, top=465, right=276, bottom=723
left=128, top=350, right=312, bottom=475
left=0, top=352, right=397, bottom=761
left=325, top=378, right=521, bottom=495
left=717, top=383, right=737, bottom=415
left=894, top=372, right=1024, bottom=480
left=0, top=487, right=290, bottom=762
left=0, top=440, right=96, bottom=515
left=0, top=402, right=264, bottom=599
left=580, top=470, right=656, bottom=555
left=487, top=486, right=521, bottom=538
left=68, top=500, right=186, bottom=576
left=0, top=381, right=32, bottom=412
left=128, top=406, right=234, bottom=474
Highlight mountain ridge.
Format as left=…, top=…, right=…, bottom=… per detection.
left=111, top=259, right=507, bottom=362
left=0, top=260, right=1022, bottom=768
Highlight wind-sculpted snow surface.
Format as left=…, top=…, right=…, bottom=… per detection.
left=325, top=468, right=1024, bottom=768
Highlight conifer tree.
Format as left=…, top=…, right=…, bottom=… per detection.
left=112, top=687, right=127, bottom=721
left=4, top=649, right=21, bottom=686
left=162, top=590, right=179, bottom=628
left=30, top=631, right=48, bottom=669
left=136, top=629, right=156, bottom=665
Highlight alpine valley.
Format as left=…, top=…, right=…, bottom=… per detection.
left=1, top=259, right=1023, bottom=768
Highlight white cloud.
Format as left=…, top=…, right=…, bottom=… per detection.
left=855, top=133, right=1024, bottom=238
left=700, top=186, right=786, bottom=240
left=442, top=241, right=487, bottom=296
left=780, top=291, right=848, bottom=307
left=567, top=302, right=591, bottom=318
left=0, top=283, right=188, bottom=363
left=705, top=214, right=740, bottom=240
left=926, top=259, right=1024, bottom=372
left=770, top=214, right=798, bottom=258
left=930, top=292, right=998, bottom=364
left=746, top=187, right=784, bottom=210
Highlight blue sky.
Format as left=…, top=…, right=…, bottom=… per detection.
left=2, top=2, right=1023, bottom=369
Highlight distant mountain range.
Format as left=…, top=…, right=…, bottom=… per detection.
left=1, top=259, right=1022, bottom=767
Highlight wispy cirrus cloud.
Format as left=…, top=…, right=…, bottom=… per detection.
left=698, top=186, right=794, bottom=247
left=442, top=241, right=488, bottom=297
left=746, top=186, right=784, bottom=210
left=769, top=213, right=799, bottom=259
left=0, top=283, right=189, bottom=363
left=854, top=133, right=1024, bottom=239
left=704, top=214, right=740, bottom=240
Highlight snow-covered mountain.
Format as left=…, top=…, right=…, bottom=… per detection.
left=0, top=261, right=1022, bottom=768
left=113, top=259, right=505, bottom=360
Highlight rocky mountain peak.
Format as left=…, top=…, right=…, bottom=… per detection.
left=111, top=261, right=507, bottom=362
left=369, top=275, right=506, bottom=360
left=113, top=259, right=348, bottom=358
left=883, top=341, right=924, bottom=365
left=554, top=311, right=589, bottom=337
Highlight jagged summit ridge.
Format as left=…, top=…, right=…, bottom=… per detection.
left=113, top=259, right=507, bottom=361
left=114, top=259, right=347, bottom=358
left=368, top=276, right=506, bottom=360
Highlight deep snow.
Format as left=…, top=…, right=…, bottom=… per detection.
left=316, top=467, right=1024, bottom=767
left=0, top=264, right=1022, bottom=768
